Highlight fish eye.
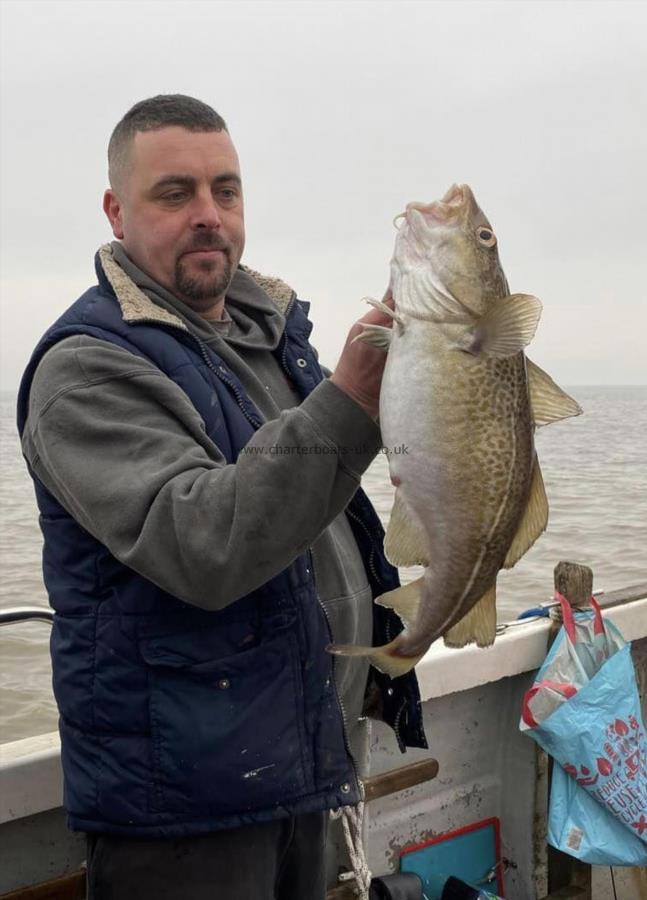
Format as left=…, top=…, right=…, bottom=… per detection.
left=477, top=227, right=497, bottom=248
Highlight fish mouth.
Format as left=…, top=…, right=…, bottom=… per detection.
left=415, top=183, right=469, bottom=222
left=442, top=182, right=467, bottom=208
left=393, top=183, right=479, bottom=266
left=396, top=184, right=472, bottom=233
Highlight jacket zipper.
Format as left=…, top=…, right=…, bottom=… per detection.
left=308, top=548, right=361, bottom=799
left=130, top=317, right=263, bottom=430
left=279, top=292, right=298, bottom=371
left=344, top=506, right=382, bottom=586
left=345, top=509, right=406, bottom=742
left=194, top=338, right=263, bottom=430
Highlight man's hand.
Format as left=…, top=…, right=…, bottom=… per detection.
left=330, top=289, right=394, bottom=420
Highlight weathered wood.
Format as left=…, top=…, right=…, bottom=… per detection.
left=539, top=888, right=590, bottom=900
left=544, top=562, right=592, bottom=900
left=532, top=744, right=550, bottom=898
left=546, top=844, right=591, bottom=900
left=549, top=561, right=594, bottom=633
left=597, top=582, right=647, bottom=609
left=326, top=885, right=357, bottom=900
left=554, top=561, right=593, bottom=609
left=364, top=758, right=439, bottom=803
left=0, top=871, right=85, bottom=900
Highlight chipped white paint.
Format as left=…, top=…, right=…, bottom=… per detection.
left=0, top=732, right=62, bottom=824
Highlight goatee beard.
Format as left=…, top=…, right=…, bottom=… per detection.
left=174, top=256, right=233, bottom=302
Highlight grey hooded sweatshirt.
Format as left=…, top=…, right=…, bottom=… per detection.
left=21, top=244, right=377, bottom=769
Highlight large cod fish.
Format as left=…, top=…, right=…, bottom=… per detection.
left=330, top=184, right=581, bottom=678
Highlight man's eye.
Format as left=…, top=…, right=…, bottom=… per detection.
left=161, top=192, right=186, bottom=202
left=218, top=188, right=238, bottom=203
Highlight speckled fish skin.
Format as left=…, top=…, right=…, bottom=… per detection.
left=382, top=184, right=534, bottom=651
left=329, top=184, right=580, bottom=675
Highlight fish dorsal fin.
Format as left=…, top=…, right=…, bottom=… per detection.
left=456, top=293, right=542, bottom=358
left=526, top=358, right=583, bottom=426
left=444, top=582, right=497, bottom=648
left=503, top=456, right=549, bottom=569
left=374, top=576, right=425, bottom=630
left=384, top=491, right=430, bottom=567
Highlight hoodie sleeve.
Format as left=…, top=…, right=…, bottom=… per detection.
left=22, top=335, right=382, bottom=610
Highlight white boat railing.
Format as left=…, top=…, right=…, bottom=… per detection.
left=0, top=607, right=54, bottom=626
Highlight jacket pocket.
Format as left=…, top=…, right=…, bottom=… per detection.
left=139, top=630, right=311, bottom=816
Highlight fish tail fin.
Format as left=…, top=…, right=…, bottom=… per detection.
left=444, top=582, right=497, bottom=648
left=327, top=637, right=425, bottom=678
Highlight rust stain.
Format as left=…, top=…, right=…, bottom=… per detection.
left=385, top=825, right=439, bottom=871
left=381, top=784, right=488, bottom=870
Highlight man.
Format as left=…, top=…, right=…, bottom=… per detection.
left=17, top=95, right=426, bottom=899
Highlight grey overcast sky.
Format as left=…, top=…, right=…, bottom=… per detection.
left=1, top=0, right=646, bottom=391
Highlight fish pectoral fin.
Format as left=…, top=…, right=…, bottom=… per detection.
left=454, top=293, right=542, bottom=358
left=526, top=358, right=583, bottom=426
left=384, top=491, right=429, bottom=566
left=374, top=576, right=425, bottom=630
left=443, top=582, right=497, bottom=648
left=327, top=637, right=425, bottom=678
left=351, top=323, right=393, bottom=350
left=503, top=455, right=549, bottom=568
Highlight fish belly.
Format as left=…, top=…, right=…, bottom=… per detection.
left=380, top=317, right=534, bottom=642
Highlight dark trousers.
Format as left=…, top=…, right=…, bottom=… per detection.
left=86, top=811, right=327, bottom=900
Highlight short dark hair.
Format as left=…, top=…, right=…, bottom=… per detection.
left=108, top=94, right=228, bottom=189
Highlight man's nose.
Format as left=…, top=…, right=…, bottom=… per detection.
left=190, top=191, right=223, bottom=229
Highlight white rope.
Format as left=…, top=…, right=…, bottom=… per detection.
left=330, top=781, right=371, bottom=899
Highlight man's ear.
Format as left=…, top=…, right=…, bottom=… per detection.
left=103, top=189, right=124, bottom=239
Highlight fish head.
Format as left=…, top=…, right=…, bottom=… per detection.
left=391, top=184, right=509, bottom=318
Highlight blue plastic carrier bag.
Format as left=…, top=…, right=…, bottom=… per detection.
left=520, top=594, right=647, bottom=866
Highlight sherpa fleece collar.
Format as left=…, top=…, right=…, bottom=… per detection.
left=98, top=244, right=297, bottom=329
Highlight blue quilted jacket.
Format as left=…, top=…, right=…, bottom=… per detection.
left=17, top=248, right=427, bottom=837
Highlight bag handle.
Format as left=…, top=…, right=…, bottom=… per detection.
left=554, top=592, right=604, bottom=643
left=521, top=679, right=578, bottom=728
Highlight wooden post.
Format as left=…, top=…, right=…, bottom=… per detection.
left=554, top=561, right=593, bottom=609
left=543, top=561, right=593, bottom=900
left=549, top=561, right=593, bottom=638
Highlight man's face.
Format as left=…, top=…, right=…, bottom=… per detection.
left=104, top=127, right=245, bottom=315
